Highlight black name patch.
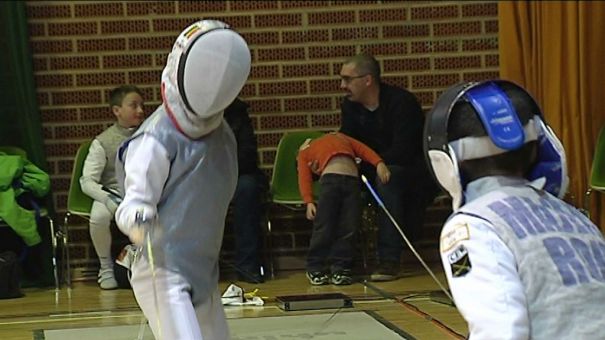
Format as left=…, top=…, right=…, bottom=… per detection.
left=448, top=244, right=472, bottom=277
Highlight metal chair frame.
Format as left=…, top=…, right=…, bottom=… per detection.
left=62, top=140, right=94, bottom=288
left=584, top=126, right=605, bottom=217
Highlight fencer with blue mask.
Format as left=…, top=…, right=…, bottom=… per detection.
left=424, top=80, right=605, bottom=339
left=115, top=20, right=251, bottom=340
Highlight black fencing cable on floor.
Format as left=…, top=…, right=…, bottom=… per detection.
left=363, top=281, right=467, bottom=340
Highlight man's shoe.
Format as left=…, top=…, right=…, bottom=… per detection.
left=306, top=271, right=330, bottom=285
left=331, top=270, right=353, bottom=285
left=370, top=262, right=400, bottom=282
left=98, top=268, right=118, bottom=290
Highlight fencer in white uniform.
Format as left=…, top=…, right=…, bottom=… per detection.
left=424, top=80, right=605, bottom=339
left=114, top=20, right=251, bottom=340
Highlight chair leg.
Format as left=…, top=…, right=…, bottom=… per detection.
left=359, top=213, right=368, bottom=273
left=47, top=216, right=60, bottom=291
left=63, top=225, right=71, bottom=289
left=583, top=188, right=593, bottom=218
left=61, top=213, right=72, bottom=288
left=359, top=203, right=376, bottom=274
left=360, top=235, right=368, bottom=273
left=360, top=203, right=376, bottom=275
left=264, top=219, right=275, bottom=279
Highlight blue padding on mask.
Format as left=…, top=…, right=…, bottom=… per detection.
left=531, top=161, right=563, bottom=194
left=528, top=123, right=565, bottom=196
left=465, top=82, right=525, bottom=150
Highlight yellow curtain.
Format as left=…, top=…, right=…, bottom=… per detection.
left=499, top=1, right=605, bottom=232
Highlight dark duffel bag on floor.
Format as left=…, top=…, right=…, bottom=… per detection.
left=0, top=251, right=24, bottom=299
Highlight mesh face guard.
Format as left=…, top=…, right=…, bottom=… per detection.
left=175, top=20, right=229, bottom=116
left=423, top=80, right=568, bottom=210
left=161, top=19, right=251, bottom=138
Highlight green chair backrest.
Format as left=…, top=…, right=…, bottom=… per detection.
left=270, top=130, right=325, bottom=204
left=67, top=140, right=94, bottom=216
left=590, top=126, right=605, bottom=191
left=0, top=146, right=27, bottom=158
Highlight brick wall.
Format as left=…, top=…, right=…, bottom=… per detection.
left=25, top=0, right=499, bottom=277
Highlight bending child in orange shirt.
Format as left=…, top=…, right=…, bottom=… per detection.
left=297, top=132, right=390, bottom=285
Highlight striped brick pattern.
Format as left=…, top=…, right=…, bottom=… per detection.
left=26, top=0, right=497, bottom=273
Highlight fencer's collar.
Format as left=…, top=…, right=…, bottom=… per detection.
left=162, top=83, right=186, bottom=137
left=161, top=82, right=223, bottom=139
left=114, top=123, right=135, bottom=137
left=528, top=177, right=547, bottom=190
left=464, top=176, right=531, bottom=203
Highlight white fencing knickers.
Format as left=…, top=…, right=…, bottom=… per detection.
left=130, top=255, right=229, bottom=340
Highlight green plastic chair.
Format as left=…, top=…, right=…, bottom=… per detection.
left=584, top=126, right=605, bottom=216
left=270, top=130, right=325, bottom=205
left=264, top=130, right=324, bottom=277
left=62, top=140, right=94, bottom=287
left=65, top=140, right=94, bottom=219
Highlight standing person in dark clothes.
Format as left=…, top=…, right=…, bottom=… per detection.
left=224, top=98, right=269, bottom=284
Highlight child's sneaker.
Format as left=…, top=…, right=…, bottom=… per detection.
left=370, top=261, right=400, bottom=282
left=98, top=267, right=118, bottom=290
left=331, top=270, right=353, bottom=285
left=306, top=271, right=329, bottom=285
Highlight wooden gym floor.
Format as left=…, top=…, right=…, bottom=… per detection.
left=0, top=263, right=468, bottom=340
